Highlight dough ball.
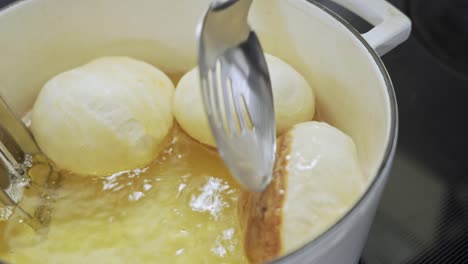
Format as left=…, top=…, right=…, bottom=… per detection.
left=239, top=121, right=366, bottom=263
left=266, top=54, right=315, bottom=134
left=172, top=67, right=213, bottom=146
left=173, top=53, right=315, bottom=147
left=31, top=57, right=174, bottom=176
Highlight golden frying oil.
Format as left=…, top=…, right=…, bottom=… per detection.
left=0, top=72, right=248, bottom=264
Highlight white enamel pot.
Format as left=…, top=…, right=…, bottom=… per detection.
left=0, top=0, right=410, bottom=263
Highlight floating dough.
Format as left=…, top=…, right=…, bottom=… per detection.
left=31, top=57, right=174, bottom=176
left=173, top=54, right=315, bottom=147
left=239, top=121, right=366, bottom=263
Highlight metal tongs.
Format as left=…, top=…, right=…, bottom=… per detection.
left=0, top=95, right=44, bottom=229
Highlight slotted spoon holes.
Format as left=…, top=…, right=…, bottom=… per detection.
left=221, top=62, right=255, bottom=134
left=202, top=59, right=255, bottom=138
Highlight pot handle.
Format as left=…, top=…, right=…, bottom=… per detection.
left=329, top=0, right=411, bottom=56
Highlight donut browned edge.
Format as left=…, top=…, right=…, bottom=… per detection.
left=238, top=132, right=292, bottom=264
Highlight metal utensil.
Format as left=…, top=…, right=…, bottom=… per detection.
left=197, top=0, right=276, bottom=192
left=0, top=96, right=45, bottom=229
left=0, top=96, right=38, bottom=204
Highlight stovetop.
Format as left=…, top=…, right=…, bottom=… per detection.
left=1, top=0, right=467, bottom=263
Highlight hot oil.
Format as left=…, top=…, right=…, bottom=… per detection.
left=0, top=72, right=248, bottom=264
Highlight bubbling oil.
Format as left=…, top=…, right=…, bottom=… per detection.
left=0, top=73, right=248, bottom=264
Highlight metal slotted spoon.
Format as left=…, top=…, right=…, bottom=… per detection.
left=197, top=0, right=276, bottom=192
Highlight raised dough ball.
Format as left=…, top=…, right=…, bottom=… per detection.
left=239, top=122, right=366, bottom=263
left=173, top=53, right=315, bottom=147
left=31, top=57, right=174, bottom=176
left=266, top=54, right=315, bottom=134
left=173, top=68, right=213, bottom=146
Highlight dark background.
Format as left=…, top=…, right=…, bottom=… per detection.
left=1, top=0, right=467, bottom=263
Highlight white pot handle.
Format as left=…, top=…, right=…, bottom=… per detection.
left=329, top=0, right=411, bottom=56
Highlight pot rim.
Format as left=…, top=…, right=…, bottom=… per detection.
left=271, top=0, right=398, bottom=263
